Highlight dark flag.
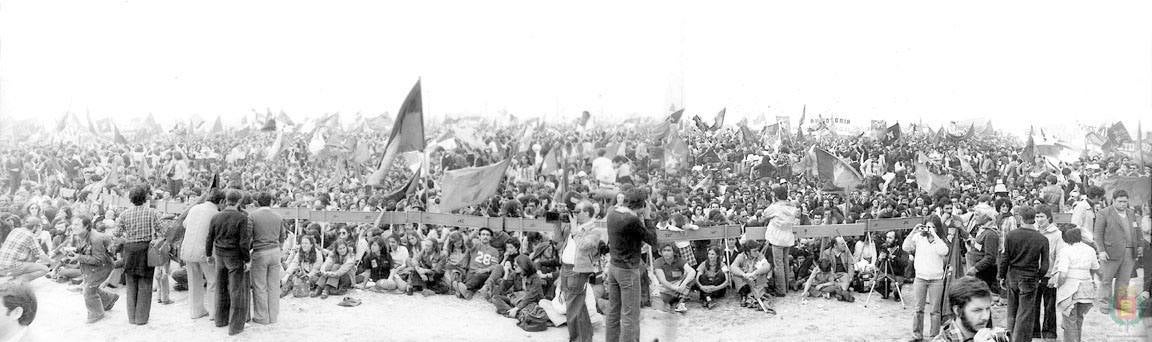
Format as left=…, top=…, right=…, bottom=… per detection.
left=692, top=115, right=709, bottom=132
left=981, top=121, right=995, bottom=136
left=651, top=108, right=685, bottom=142
left=1107, top=122, right=1133, bottom=145
left=796, top=105, right=806, bottom=139
left=212, top=116, right=224, bottom=134
left=383, top=165, right=422, bottom=203
left=710, top=108, right=726, bottom=131
left=883, top=123, right=902, bottom=145
left=260, top=118, right=277, bottom=132
left=1022, top=126, right=1036, bottom=162
left=368, top=80, right=426, bottom=187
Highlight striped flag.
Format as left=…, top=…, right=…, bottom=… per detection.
left=368, top=80, right=426, bottom=187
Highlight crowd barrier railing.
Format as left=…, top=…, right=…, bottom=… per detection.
left=105, top=196, right=1072, bottom=242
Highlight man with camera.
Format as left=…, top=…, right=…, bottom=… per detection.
left=903, top=216, right=950, bottom=341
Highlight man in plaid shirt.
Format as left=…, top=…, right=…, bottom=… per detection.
left=0, top=219, right=51, bottom=283
left=119, top=186, right=162, bottom=325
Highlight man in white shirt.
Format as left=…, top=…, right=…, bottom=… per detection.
left=179, top=189, right=224, bottom=320
left=591, top=150, right=615, bottom=187
left=555, top=201, right=604, bottom=342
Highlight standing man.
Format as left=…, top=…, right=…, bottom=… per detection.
left=206, top=189, right=253, bottom=336
left=998, top=206, right=1049, bottom=342
left=555, top=200, right=603, bottom=342
left=1094, top=190, right=1141, bottom=314
left=119, top=185, right=162, bottom=325
left=248, top=191, right=285, bottom=325
left=605, top=188, right=658, bottom=342
left=1033, top=205, right=1061, bottom=340
left=762, top=186, right=798, bottom=297
left=180, top=189, right=223, bottom=320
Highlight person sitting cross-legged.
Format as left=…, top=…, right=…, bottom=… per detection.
left=730, top=240, right=772, bottom=312
left=693, top=247, right=730, bottom=309
left=653, top=243, right=696, bottom=313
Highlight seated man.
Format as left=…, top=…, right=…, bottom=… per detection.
left=0, top=219, right=52, bottom=283
left=730, top=240, right=772, bottom=312
left=818, top=236, right=856, bottom=291
left=653, top=243, right=696, bottom=313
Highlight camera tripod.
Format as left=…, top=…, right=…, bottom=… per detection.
left=863, top=253, right=905, bottom=309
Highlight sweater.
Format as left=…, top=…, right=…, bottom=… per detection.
left=762, top=202, right=799, bottom=247
left=902, top=233, right=949, bottom=280
left=998, top=227, right=1050, bottom=280
left=607, top=207, right=658, bottom=269
left=249, top=207, right=285, bottom=252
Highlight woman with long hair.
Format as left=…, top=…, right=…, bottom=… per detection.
left=358, top=237, right=394, bottom=292
left=694, top=247, right=730, bottom=309
left=282, top=236, right=324, bottom=298
left=312, top=239, right=356, bottom=299
left=407, top=239, right=447, bottom=296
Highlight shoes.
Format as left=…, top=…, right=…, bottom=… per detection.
left=86, top=315, right=105, bottom=324
left=104, top=294, right=119, bottom=312
left=320, top=289, right=329, bottom=299
left=310, top=289, right=321, bottom=298
left=158, top=299, right=174, bottom=305
left=405, top=287, right=414, bottom=296
left=421, top=289, right=436, bottom=297
left=337, top=297, right=362, bottom=307
left=674, top=302, right=688, bottom=313
left=703, top=296, right=712, bottom=309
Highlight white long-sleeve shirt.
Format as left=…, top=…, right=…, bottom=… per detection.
left=180, top=202, right=219, bottom=262
left=902, top=233, right=949, bottom=280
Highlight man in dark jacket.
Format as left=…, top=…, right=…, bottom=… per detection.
left=206, top=189, right=253, bottom=336
left=74, top=215, right=118, bottom=323
left=605, top=188, right=658, bottom=342
left=998, top=206, right=1049, bottom=342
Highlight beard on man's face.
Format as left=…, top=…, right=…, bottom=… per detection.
left=958, top=307, right=988, bottom=333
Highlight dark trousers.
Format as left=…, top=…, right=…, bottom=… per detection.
left=215, top=255, right=249, bottom=335
left=975, top=267, right=999, bottom=295
left=1005, top=273, right=1039, bottom=342
left=605, top=265, right=642, bottom=342
left=1032, top=278, right=1057, bottom=339
left=561, top=265, right=593, bottom=342
left=125, top=272, right=154, bottom=324
left=83, top=266, right=115, bottom=320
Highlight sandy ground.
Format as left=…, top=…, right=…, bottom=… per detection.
left=22, top=276, right=1152, bottom=342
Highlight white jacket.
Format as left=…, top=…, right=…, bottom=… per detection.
left=180, top=202, right=219, bottom=262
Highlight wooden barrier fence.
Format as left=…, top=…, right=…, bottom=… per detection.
left=107, top=196, right=1072, bottom=242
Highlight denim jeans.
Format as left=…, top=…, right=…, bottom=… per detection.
left=605, top=265, right=642, bottom=342
left=215, top=255, right=249, bottom=335
left=770, top=245, right=791, bottom=294
left=125, top=272, right=154, bottom=324
left=250, top=248, right=282, bottom=324
left=561, top=266, right=593, bottom=342
left=1032, top=278, right=1057, bottom=339
left=910, top=277, right=944, bottom=339
left=1062, top=302, right=1092, bottom=342
left=83, top=266, right=115, bottom=320
left=1005, top=274, right=1039, bottom=342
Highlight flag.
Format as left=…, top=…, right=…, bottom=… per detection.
left=1022, top=126, right=1037, bottom=162
left=113, top=125, right=128, bottom=145
left=1108, top=122, right=1133, bottom=145
left=692, top=115, right=709, bottom=132
left=578, top=111, right=592, bottom=129
left=710, top=108, right=726, bottom=131
left=981, top=122, right=995, bottom=136
left=883, top=123, right=902, bottom=145
left=308, top=128, right=327, bottom=155
left=260, top=118, right=277, bottom=132
left=56, top=113, right=69, bottom=132
left=86, top=112, right=98, bottom=135
left=437, top=159, right=511, bottom=213
left=870, top=120, right=888, bottom=140
left=692, top=175, right=713, bottom=191
left=212, top=116, right=223, bottom=133
left=318, top=113, right=341, bottom=130
left=265, top=128, right=285, bottom=162
left=915, top=162, right=953, bottom=194
left=947, top=123, right=975, bottom=141
left=811, top=148, right=864, bottom=191
left=796, top=105, right=807, bottom=139
left=539, top=145, right=561, bottom=176
left=696, top=149, right=721, bottom=164
left=366, top=113, right=391, bottom=131
left=354, top=139, right=372, bottom=164
left=383, top=165, right=422, bottom=203
left=277, top=111, right=295, bottom=127
left=651, top=108, right=684, bottom=142
left=738, top=119, right=757, bottom=146
left=663, top=130, right=690, bottom=171
left=368, top=80, right=426, bottom=186
left=1097, top=176, right=1150, bottom=208
left=517, top=119, right=539, bottom=153
left=958, top=155, right=976, bottom=178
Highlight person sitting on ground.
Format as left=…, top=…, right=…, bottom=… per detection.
left=452, top=227, right=501, bottom=300
left=730, top=240, right=772, bottom=312
left=818, top=236, right=856, bottom=291
left=312, top=240, right=358, bottom=299
left=653, top=243, right=697, bottom=313
left=441, top=231, right=469, bottom=291
left=0, top=218, right=51, bottom=283
left=490, top=254, right=551, bottom=332
left=386, top=236, right=411, bottom=293
left=282, top=236, right=324, bottom=298
left=801, top=259, right=855, bottom=302
left=694, top=246, right=730, bottom=309
left=356, top=237, right=393, bottom=293
left=406, top=239, right=447, bottom=296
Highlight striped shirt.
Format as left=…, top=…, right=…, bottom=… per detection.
left=120, top=205, right=161, bottom=243
left=0, top=228, right=45, bottom=269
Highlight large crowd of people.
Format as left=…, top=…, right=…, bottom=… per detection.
left=0, top=114, right=1149, bottom=341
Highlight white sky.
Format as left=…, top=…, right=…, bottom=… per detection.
left=1, top=1, right=1150, bottom=136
